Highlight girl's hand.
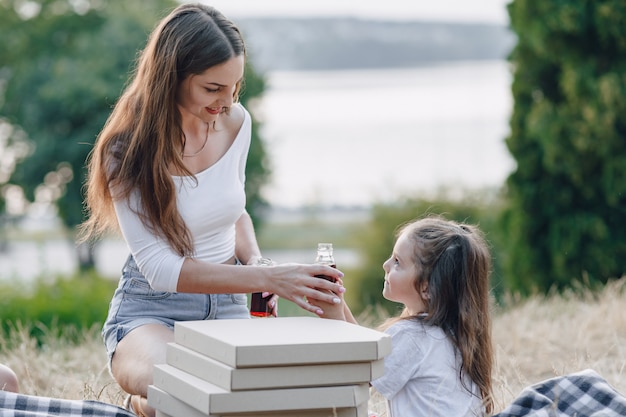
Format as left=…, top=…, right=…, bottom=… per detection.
left=309, top=289, right=347, bottom=321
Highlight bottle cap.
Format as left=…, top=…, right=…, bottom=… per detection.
left=317, top=242, right=333, bottom=251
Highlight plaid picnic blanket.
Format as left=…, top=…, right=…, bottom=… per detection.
left=1, top=368, right=624, bottom=417
left=493, top=368, right=626, bottom=417
left=0, top=391, right=134, bottom=417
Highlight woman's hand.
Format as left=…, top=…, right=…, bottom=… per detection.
left=263, top=263, right=346, bottom=315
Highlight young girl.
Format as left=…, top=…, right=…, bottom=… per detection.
left=319, top=215, right=493, bottom=416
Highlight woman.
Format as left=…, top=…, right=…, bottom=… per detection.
left=80, top=4, right=345, bottom=416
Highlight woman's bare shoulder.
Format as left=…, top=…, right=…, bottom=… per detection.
left=222, top=103, right=246, bottom=132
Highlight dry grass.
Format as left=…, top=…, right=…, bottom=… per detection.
left=1, top=278, right=626, bottom=415
left=490, top=278, right=626, bottom=412
left=0, top=323, right=125, bottom=406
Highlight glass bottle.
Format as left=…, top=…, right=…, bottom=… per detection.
left=315, top=242, right=337, bottom=282
left=250, top=258, right=273, bottom=317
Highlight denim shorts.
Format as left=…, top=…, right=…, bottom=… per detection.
left=102, top=255, right=250, bottom=366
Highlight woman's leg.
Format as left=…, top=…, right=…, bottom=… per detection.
left=0, top=364, right=19, bottom=393
left=111, top=323, right=174, bottom=417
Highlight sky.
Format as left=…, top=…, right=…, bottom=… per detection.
left=199, top=0, right=511, bottom=25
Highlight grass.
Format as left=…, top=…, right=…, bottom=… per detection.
left=490, top=278, right=626, bottom=411
left=1, top=278, right=626, bottom=415
left=0, top=322, right=124, bottom=405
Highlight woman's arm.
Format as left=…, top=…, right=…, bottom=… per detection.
left=172, top=202, right=346, bottom=315
left=233, top=210, right=263, bottom=265
left=177, top=259, right=345, bottom=315
left=115, top=196, right=345, bottom=315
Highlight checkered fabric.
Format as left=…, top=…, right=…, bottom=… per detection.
left=0, top=391, right=134, bottom=417
left=493, top=369, right=626, bottom=417
left=1, top=368, right=624, bottom=417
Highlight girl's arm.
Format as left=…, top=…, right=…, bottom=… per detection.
left=342, top=302, right=358, bottom=324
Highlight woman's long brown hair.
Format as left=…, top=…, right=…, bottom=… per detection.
left=381, top=216, right=494, bottom=414
left=79, top=4, right=245, bottom=256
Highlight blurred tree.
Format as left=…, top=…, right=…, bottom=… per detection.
left=239, top=61, right=271, bottom=225
left=502, top=0, right=626, bottom=294
left=0, top=0, right=270, bottom=268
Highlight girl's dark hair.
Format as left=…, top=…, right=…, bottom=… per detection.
left=388, top=215, right=494, bottom=413
left=81, top=4, right=245, bottom=255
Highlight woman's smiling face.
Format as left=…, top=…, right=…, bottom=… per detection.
left=177, top=55, right=245, bottom=123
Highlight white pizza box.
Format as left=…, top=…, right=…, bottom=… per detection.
left=174, top=317, right=391, bottom=368
left=149, top=385, right=217, bottom=417
left=153, top=408, right=369, bottom=417
left=149, top=385, right=369, bottom=417
left=166, top=342, right=385, bottom=391
left=152, top=364, right=370, bottom=415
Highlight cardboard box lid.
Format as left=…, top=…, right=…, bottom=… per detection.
left=174, top=317, right=391, bottom=368
left=149, top=385, right=369, bottom=417
left=149, top=385, right=213, bottom=417
left=166, top=343, right=385, bottom=391
left=153, top=364, right=370, bottom=414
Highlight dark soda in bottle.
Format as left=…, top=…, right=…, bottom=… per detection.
left=250, top=292, right=272, bottom=317
left=249, top=257, right=273, bottom=317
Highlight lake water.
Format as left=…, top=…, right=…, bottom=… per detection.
left=1, top=60, right=514, bottom=281
left=0, top=237, right=361, bottom=281
left=257, top=59, right=515, bottom=207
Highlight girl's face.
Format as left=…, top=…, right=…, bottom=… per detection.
left=382, top=231, right=428, bottom=315
left=177, top=55, right=245, bottom=124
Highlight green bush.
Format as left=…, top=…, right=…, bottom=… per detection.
left=0, top=272, right=117, bottom=345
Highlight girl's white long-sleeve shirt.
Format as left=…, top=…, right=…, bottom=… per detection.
left=113, top=104, right=251, bottom=292
left=371, top=319, right=484, bottom=417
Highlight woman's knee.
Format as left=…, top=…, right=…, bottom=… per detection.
left=111, top=324, right=173, bottom=395
left=0, top=364, right=19, bottom=393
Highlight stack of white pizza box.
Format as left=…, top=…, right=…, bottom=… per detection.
left=148, top=316, right=391, bottom=417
